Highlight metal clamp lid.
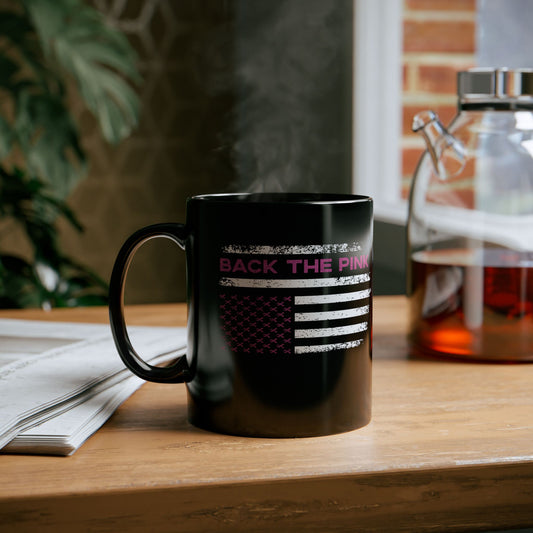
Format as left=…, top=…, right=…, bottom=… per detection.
left=458, top=68, right=533, bottom=107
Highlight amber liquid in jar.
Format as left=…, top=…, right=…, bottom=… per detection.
left=409, top=248, right=533, bottom=362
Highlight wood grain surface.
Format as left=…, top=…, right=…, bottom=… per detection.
left=1, top=296, right=532, bottom=532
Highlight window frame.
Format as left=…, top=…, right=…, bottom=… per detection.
left=352, top=0, right=407, bottom=225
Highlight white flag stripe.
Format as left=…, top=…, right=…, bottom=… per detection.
left=222, top=243, right=361, bottom=254
left=295, top=305, right=369, bottom=322
left=219, top=273, right=370, bottom=289
left=295, top=339, right=364, bottom=354
left=295, top=288, right=371, bottom=305
left=295, top=322, right=368, bottom=339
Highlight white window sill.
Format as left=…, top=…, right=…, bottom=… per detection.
left=374, top=200, right=408, bottom=226
left=353, top=0, right=405, bottom=228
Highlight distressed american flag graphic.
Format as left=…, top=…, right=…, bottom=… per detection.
left=218, top=243, right=371, bottom=355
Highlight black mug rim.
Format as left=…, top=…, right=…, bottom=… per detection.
left=189, top=192, right=372, bottom=205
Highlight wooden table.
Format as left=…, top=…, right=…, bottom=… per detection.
left=1, top=296, right=532, bottom=532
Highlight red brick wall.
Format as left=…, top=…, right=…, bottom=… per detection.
left=401, top=0, right=476, bottom=198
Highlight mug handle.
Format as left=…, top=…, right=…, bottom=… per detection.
left=109, top=223, right=192, bottom=383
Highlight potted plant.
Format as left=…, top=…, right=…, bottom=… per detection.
left=0, top=0, right=140, bottom=308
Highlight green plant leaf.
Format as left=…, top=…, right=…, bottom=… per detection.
left=23, top=0, right=140, bottom=144
left=0, top=11, right=33, bottom=44
left=0, top=55, right=19, bottom=91
left=0, top=10, right=59, bottom=94
left=0, top=166, right=84, bottom=259
left=0, top=254, right=43, bottom=308
left=14, top=89, right=86, bottom=197
left=0, top=167, right=110, bottom=309
left=0, top=0, right=136, bottom=308
left=0, top=116, right=13, bottom=158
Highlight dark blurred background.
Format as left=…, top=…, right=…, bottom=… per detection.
left=62, top=0, right=354, bottom=304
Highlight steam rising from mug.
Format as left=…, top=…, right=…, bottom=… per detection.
left=215, top=1, right=353, bottom=193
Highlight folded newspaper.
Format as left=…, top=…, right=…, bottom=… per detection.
left=0, top=318, right=186, bottom=456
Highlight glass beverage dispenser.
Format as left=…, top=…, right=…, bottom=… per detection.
left=408, top=68, right=533, bottom=362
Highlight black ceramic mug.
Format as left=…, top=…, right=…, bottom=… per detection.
left=109, top=193, right=373, bottom=437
